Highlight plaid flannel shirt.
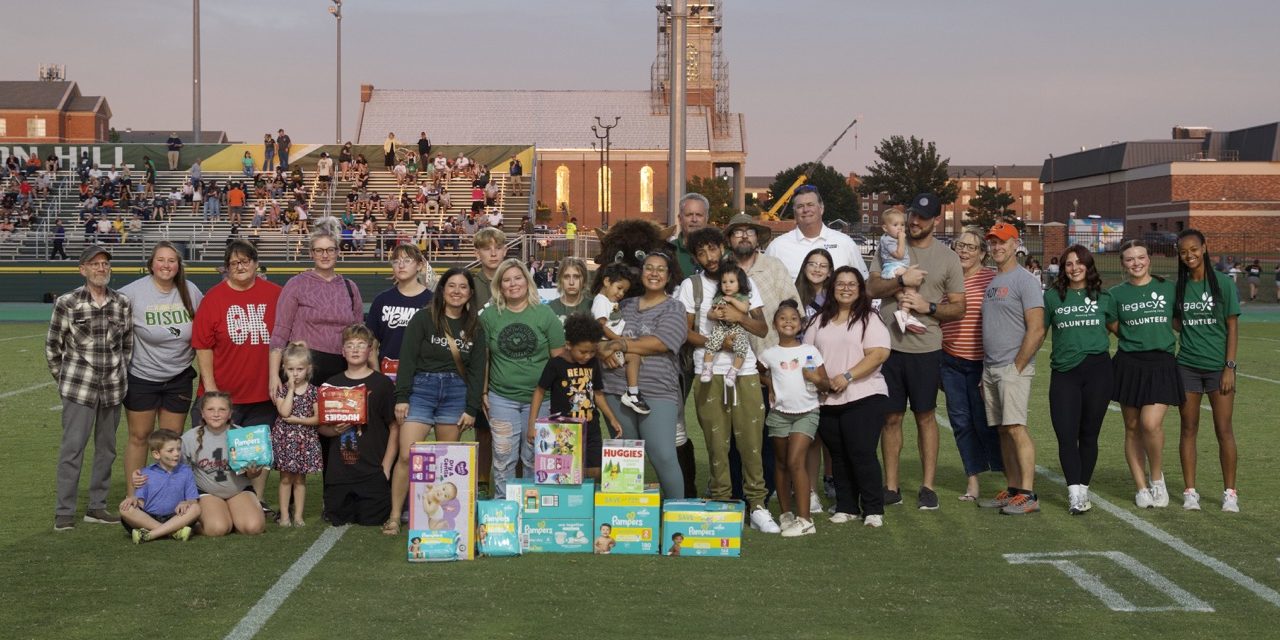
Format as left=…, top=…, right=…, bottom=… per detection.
left=45, top=286, right=134, bottom=408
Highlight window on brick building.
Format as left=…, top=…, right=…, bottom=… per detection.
left=639, top=166, right=654, bottom=213
left=0, top=119, right=6, bottom=136
left=1176, top=220, right=1184, bottom=231
left=872, top=192, right=879, bottom=201
left=862, top=202, right=869, bottom=211
left=962, top=181, right=970, bottom=190
left=862, top=214, right=870, bottom=225
left=962, top=195, right=971, bottom=205
left=1023, top=195, right=1031, bottom=204
left=1023, top=181, right=1033, bottom=191
left=27, top=117, right=46, bottom=138
left=872, top=203, right=879, bottom=212
left=596, top=167, right=613, bottom=213
left=555, top=165, right=570, bottom=212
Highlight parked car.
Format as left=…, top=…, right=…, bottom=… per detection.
left=1142, top=231, right=1179, bottom=256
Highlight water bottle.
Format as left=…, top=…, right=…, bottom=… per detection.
left=803, top=355, right=817, bottom=394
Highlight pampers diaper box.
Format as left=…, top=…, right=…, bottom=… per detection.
left=532, top=419, right=583, bottom=485
left=506, top=480, right=595, bottom=553
left=519, top=517, right=593, bottom=553
left=408, top=442, right=477, bottom=561
left=661, top=499, right=744, bottom=558
left=594, top=489, right=661, bottom=555
left=600, top=439, right=645, bottom=493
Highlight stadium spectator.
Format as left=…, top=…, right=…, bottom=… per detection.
left=383, top=133, right=399, bottom=171
left=227, top=183, right=246, bottom=225
left=49, top=220, right=68, bottom=259
left=241, top=151, right=255, bottom=177
left=166, top=133, right=183, bottom=170
left=317, top=152, right=335, bottom=196
left=417, top=132, right=431, bottom=164
left=338, top=142, right=354, bottom=181
left=276, top=129, right=292, bottom=170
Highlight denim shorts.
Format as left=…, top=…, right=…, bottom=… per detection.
left=406, top=371, right=467, bottom=426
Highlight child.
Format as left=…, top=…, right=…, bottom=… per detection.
left=879, top=209, right=927, bottom=334
left=758, top=300, right=830, bottom=538
left=591, top=262, right=650, bottom=414
left=177, top=392, right=267, bottom=536
left=594, top=523, right=616, bottom=554
left=528, top=313, right=625, bottom=481
left=272, top=341, right=322, bottom=527
left=318, top=324, right=399, bottom=528
left=119, top=429, right=201, bottom=544
left=701, top=263, right=753, bottom=388
left=668, top=532, right=684, bottom=556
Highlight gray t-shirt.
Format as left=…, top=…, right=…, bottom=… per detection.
left=602, top=296, right=688, bottom=404
left=873, top=237, right=964, bottom=353
left=181, top=426, right=252, bottom=500
left=120, top=276, right=203, bottom=381
left=980, top=267, right=1044, bottom=367
left=879, top=234, right=905, bottom=266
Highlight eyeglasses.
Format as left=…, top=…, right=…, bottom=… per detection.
left=228, top=259, right=255, bottom=268
left=730, top=228, right=756, bottom=238
left=83, top=260, right=111, bottom=270
left=952, top=242, right=981, bottom=253
left=834, top=281, right=859, bottom=290
left=804, top=261, right=830, bottom=271
left=312, top=247, right=338, bottom=255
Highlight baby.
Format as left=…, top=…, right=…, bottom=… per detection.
left=879, top=209, right=926, bottom=334
left=593, top=523, right=616, bottom=554
left=420, top=482, right=460, bottom=531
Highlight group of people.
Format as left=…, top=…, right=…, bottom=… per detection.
left=43, top=183, right=1244, bottom=544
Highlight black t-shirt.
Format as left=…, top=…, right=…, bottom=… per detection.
left=1246, top=265, right=1262, bottom=278
left=166, top=137, right=182, bottom=151
left=537, top=355, right=603, bottom=430
left=417, top=138, right=431, bottom=155
left=323, top=371, right=396, bottom=485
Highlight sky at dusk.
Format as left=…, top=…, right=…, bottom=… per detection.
left=4, top=0, right=1279, bottom=177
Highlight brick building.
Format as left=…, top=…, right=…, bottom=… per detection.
left=1041, top=123, right=1280, bottom=252
left=847, top=164, right=1045, bottom=236
left=0, top=81, right=110, bottom=144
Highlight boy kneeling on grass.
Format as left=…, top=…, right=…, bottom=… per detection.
left=119, top=429, right=201, bottom=544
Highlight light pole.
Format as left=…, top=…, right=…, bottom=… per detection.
left=193, top=0, right=200, bottom=142
left=329, top=0, right=343, bottom=144
left=592, top=116, right=620, bottom=228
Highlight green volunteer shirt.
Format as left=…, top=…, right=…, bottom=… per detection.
left=480, top=302, right=565, bottom=403
left=1044, top=287, right=1112, bottom=372
left=472, top=268, right=495, bottom=309
left=1176, top=271, right=1240, bottom=371
left=1106, top=278, right=1177, bottom=354
left=547, top=296, right=592, bottom=325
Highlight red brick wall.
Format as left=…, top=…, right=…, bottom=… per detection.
left=0, top=109, right=106, bottom=143
left=536, top=157, right=710, bottom=229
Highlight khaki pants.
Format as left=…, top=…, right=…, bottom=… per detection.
left=693, top=374, right=767, bottom=509
left=167, top=150, right=180, bottom=170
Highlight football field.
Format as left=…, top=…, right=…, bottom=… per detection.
left=2, top=314, right=1279, bottom=639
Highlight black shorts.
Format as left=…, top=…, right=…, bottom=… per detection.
left=324, top=475, right=391, bottom=526
left=584, top=420, right=603, bottom=469
left=122, top=512, right=172, bottom=534
left=471, top=201, right=483, bottom=213
left=881, top=350, right=942, bottom=414
left=319, top=175, right=332, bottom=183
left=124, top=367, right=197, bottom=413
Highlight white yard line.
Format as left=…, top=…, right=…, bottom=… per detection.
left=936, top=412, right=1280, bottom=608
left=0, top=333, right=43, bottom=342
left=224, top=525, right=350, bottom=640
left=1238, top=372, right=1280, bottom=385
left=0, top=381, right=54, bottom=399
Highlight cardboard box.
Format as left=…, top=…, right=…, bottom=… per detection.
left=226, top=424, right=273, bottom=472
left=318, top=383, right=367, bottom=425
left=409, top=442, right=477, bottom=561
left=532, top=420, right=584, bottom=484
left=661, top=500, right=744, bottom=558
left=407, top=529, right=460, bottom=562
left=506, top=480, right=595, bottom=520
left=519, top=517, right=593, bottom=553
left=601, top=439, right=645, bottom=493
left=476, top=500, right=522, bottom=558
left=594, top=490, right=661, bottom=555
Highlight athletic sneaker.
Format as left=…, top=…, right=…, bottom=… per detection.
left=863, top=514, right=884, bottom=528
left=809, top=491, right=824, bottom=515
left=977, top=490, right=1012, bottom=509
left=829, top=512, right=860, bottom=524
left=1076, top=485, right=1092, bottom=514
left=1182, top=488, right=1201, bottom=511
left=917, top=486, right=939, bottom=510
left=83, top=509, right=120, bottom=524
left=172, top=526, right=192, bottom=542
left=621, top=391, right=652, bottom=415
left=823, top=476, right=837, bottom=499
left=1222, top=489, right=1240, bottom=513
left=1150, top=479, right=1170, bottom=508
left=749, top=506, right=781, bottom=534
left=54, top=515, right=76, bottom=531
left=1000, top=493, right=1040, bottom=515
left=260, top=500, right=280, bottom=523
left=780, top=517, right=816, bottom=538
left=779, top=511, right=797, bottom=531
left=131, top=528, right=149, bottom=544
left=1068, top=485, right=1092, bottom=515
left=883, top=487, right=903, bottom=506
left=1135, top=488, right=1155, bottom=509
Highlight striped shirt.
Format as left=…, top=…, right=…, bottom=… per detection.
left=46, top=286, right=134, bottom=407
left=941, top=267, right=994, bottom=361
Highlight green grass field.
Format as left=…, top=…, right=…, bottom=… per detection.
left=3, top=311, right=1280, bottom=639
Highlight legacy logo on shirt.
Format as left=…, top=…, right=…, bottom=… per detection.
left=380, top=305, right=419, bottom=330
left=1120, top=291, right=1167, bottom=313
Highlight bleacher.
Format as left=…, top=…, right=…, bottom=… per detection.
left=0, top=167, right=532, bottom=265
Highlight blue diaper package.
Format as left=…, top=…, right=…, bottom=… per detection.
left=477, top=500, right=522, bottom=557
left=408, top=529, right=460, bottom=562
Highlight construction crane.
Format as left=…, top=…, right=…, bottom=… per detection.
left=762, top=118, right=858, bottom=221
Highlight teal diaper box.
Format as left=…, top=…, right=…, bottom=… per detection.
left=505, top=479, right=595, bottom=520
left=519, top=517, right=593, bottom=553
left=661, top=499, right=744, bottom=557
left=593, top=489, right=661, bottom=555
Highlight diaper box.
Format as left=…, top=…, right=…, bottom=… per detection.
left=600, top=439, right=645, bottom=493
left=532, top=419, right=583, bottom=484
left=661, top=499, right=744, bottom=558
left=505, top=479, right=595, bottom=520
left=408, top=442, right=477, bottom=561
left=519, top=517, right=593, bottom=553
left=593, top=490, right=661, bottom=555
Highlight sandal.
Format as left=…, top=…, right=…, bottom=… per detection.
left=958, top=494, right=977, bottom=502
left=382, top=518, right=401, bottom=536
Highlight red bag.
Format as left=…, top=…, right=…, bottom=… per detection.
left=318, top=384, right=367, bottom=425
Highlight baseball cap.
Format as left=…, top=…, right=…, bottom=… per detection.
left=79, top=245, right=112, bottom=264
left=985, top=222, right=1020, bottom=242
left=907, top=193, right=941, bottom=219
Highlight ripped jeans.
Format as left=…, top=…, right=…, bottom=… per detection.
left=486, top=391, right=549, bottom=499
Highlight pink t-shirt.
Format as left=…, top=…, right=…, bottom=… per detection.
left=803, top=313, right=891, bottom=405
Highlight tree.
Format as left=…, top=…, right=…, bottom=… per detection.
left=965, top=184, right=1024, bottom=231
left=765, top=163, right=858, bottom=223
left=686, top=175, right=736, bottom=226
left=108, top=127, right=121, bottom=143
left=856, top=135, right=959, bottom=207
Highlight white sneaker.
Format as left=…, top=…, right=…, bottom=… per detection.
left=829, top=511, right=860, bottom=524
left=1135, top=488, right=1154, bottom=508
left=780, top=517, right=815, bottom=538
left=749, top=506, right=781, bottom=534
left=1067, top=484, right=1084, bottom=515
left=863, top=514, right=884, bottom=528
left=779, top=511, right=797, bottom=531
left=809, top=491, right=823, bottom=515
left=1182, top=489, right=1201, bottom=511
left=1077, top=485, right=1092, bottom=513
left=1150, top=479, right=1170, bottom=508
left=1222, top=489, right=1240, bottom=513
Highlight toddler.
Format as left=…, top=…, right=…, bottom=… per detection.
left=701, top=263, right=753, bottom=387
left=879, top=209, right=926, bottom=334
left=272, top=342, right=322, bottom=527
left=592, top=262, right=650, bottom=414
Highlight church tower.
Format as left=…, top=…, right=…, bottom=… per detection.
left=651, top=1, right=731, bottom=136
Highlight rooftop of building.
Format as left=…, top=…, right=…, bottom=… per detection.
left=1041, top=122, right=1280, bottom=183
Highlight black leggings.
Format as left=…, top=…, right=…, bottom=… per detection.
left=1048, top=353, right=1113, bottom=485
left=818, top=394, right=887, bottom=517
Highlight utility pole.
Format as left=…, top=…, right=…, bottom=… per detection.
left=192, top=0, right=201, bottom=142
left=330, top=1, right=343, bottom=143
left=592, top=117, right=620, bottom=228
left=666, top=0, right=687, bottom=225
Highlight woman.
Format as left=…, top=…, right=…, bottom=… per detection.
left=1107, top=240, right=1181, bottom=508
left=480, top=258, right=565, bottom=497
left=383, top=133, right=398, bottom=172
left=262, top=133, right=276, bottom=171
left=270, top=232, right=365, bottom=391
left=338, top=142, right=354, bottom=181
left=389, top=269, right=487, bottom=533
left=803, top=267, right=892, bottom=528
left=1243, top=258, right=1262, bottom=301
left=119, top=241, right=203, bottom=497
left=1044, top=245, right=1113, bottom=515
left=938, top=228, right=1003, bottom=501
left=1173, top=230, right=1240, bottom=512
left=367, top=244, right=435, bottom=377
left=597, top=252, right=688, bottom=499
left=547, top=257, right=592, bottom=324
left=795, top=248, right=833, bottom=321
left=241, top=151, right=255, bottom=177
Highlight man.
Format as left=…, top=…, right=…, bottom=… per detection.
left=49, top=220, right=68, bottom=260
left=765, top=185, right=868, bottom=280
left=679, top=227, right=779, bottom=533
left=976, top=223, right=1045, bottom=514
left=417, top=132, right=431, bottom=165
left=867, top=193, right=965, bottom=510
left=671, top=193, right=709, bottom=279
left=46, top=245, right=134, bottom=531
left=189, top=157, right=202, bottom=186
left=166, top=133, right=183, bottom=170
left=276, top=129, right=292, bottom=171
left=469, top=227, right=505, bottom=495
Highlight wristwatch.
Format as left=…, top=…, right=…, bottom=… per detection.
left=842, top=372, right=854, bottom=383
left=896, top=275, right=905, bottom=288
left=1225, top=360, right=1237, bottom=370
left=926, top=302, right=938, bottom=316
